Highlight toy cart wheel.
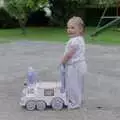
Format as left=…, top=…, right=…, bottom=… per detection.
left=26, top=100, right=36, bottom=111
left=36, top=100, right=46, bottom=111
left=51, top=97, right=64, bottom=110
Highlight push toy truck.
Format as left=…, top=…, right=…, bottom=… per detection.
left=20, top=81, right=67, bottom=111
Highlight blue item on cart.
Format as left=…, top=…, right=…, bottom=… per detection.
left=27, top=67, right=36, bottom=85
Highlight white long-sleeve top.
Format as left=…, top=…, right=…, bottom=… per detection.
left=64, top=36, right=86, bottom=64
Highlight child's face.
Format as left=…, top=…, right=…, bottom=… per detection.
left=67, top=22, right=82, bottom=38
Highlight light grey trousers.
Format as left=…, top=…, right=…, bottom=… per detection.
left=65, top=61, right=87, bottom=109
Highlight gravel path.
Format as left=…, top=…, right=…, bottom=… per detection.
left=0, top=41, right=120, bottom=120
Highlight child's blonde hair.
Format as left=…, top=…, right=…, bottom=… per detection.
left=67, top=16, right=85, bottom=32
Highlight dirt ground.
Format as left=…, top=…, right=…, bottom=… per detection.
left=0, top=41, right=120, bottom=120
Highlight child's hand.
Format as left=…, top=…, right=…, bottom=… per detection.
left=60, top=57, right=66, bottom=65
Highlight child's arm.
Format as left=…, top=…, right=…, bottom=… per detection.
left=61, top=46, right=76, bottom=64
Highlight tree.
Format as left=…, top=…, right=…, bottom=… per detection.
left=4, top=0, right=48, bottom=34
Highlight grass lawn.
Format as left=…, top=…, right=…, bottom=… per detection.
left=0, top=27, right=120, bottom=45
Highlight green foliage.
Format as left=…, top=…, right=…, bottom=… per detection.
left=4, top=0, right=48, bottom=34
left=5, top=0, right=27, bottom=19
left=5, top=0, right=48, bottom=19
left=26, top=0, right=48, bottom=11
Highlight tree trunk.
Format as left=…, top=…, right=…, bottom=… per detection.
left=18, top=17, right=27, bottom=35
